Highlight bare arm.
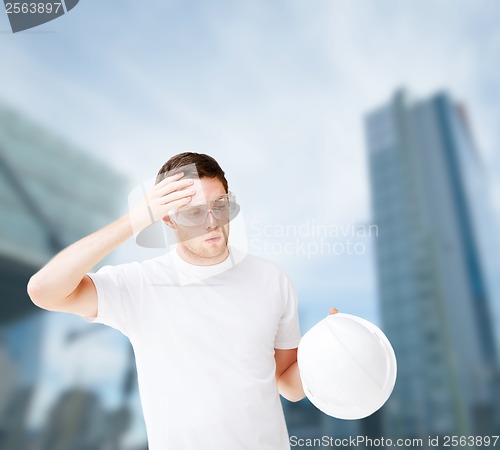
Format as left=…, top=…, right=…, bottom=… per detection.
left=27, top=173, right=195, bottom=317
left=27, top=214, right=134, bottom=317
left=275, top=348, right=305, bottom=402
left=275, top=307, right=339, bottom=402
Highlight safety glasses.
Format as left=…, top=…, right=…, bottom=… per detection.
left=169, top=192, right=240, bottom=227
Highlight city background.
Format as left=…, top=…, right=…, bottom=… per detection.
left=1, top=0, right=499, bottom=448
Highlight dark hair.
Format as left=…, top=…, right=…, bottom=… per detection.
left=156, top=152, right=229, bottom=193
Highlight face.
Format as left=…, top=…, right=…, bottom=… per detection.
left=163, top=177, right=230, bottom=265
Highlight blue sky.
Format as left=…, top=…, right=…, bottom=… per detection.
left=2, top=0, right=498, bottom=319
left=2, top=0, right=500, bottom=445
left=2, top=1, right=499, bottom=182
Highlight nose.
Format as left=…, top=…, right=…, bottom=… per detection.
left=204, top=209, right=218, bottom=229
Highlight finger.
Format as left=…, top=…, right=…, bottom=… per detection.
left=161, top=195, right=193, bottom=216
left=328, top=307, right=339, bottom=315
left=156, top=178, right=195, bottom=196
left=154, top=171, right=185, bottom=189
left=159, top=186, right=196, bottom=205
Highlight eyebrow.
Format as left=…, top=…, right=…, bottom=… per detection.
left=187, top=194, right=228, bottom=206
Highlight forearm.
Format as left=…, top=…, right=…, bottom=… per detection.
left=277, top=361, right=306, bottom=402
left=28, top=214, right=133, bottom=305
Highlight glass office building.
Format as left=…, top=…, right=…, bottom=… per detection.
left=0, top=101, right=129, bottom=448
left=364, top=90, right=500, bottom=442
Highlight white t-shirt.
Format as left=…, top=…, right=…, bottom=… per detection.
left=83, top=246, right=302, bottom=450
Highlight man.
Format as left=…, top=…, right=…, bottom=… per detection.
left=28, top=152, right=338, bottom=450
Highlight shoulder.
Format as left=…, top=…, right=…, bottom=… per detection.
left=236, top=249, right=292, bottom=282
left=240, top=252, right=281, bottom=271
left=94, top=260, right=142, bottom=276
left=94, top=254, right=169, bottom=279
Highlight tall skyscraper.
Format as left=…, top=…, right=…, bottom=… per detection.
left=364, top=90, right=499, bottom=441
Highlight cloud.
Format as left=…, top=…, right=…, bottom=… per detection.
left=1, top=0, right=498, bottom=315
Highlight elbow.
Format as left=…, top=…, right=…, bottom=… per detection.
left=27, top=275, right=47, bottom=308
left=287, top=393, right=306, bottom=403
left=277, top=378, right=306, bottom=403
left=296, top=393, right=306, bottom=402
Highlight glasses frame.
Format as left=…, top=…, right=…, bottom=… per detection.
left=168, top=191, right=240, bottom=227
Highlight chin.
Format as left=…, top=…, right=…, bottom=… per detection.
left=202, top=242, right=228, bottom=258
left=180, top=239, right=226, bottom=260
left=179, top=228, right=230, bottom=260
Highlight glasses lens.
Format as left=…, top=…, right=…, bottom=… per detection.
left=173, top=194, right=234, bottom=226
left=176, top=205, right=209, bottom=226
left=210, top=197, right=231, bottom=221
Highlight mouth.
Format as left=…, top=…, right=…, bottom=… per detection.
left=205, top=235, right=222, bottom=243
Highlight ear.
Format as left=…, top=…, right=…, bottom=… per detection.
left=162, top=216, right=176, bottom=230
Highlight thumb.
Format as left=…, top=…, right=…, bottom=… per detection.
left=328, top=307, right=339, bottom=316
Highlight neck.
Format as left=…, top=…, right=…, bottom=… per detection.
left=176, top=244, right=229, bottom=266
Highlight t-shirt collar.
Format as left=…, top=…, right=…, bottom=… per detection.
left=169, top=244, right=236, bottom=283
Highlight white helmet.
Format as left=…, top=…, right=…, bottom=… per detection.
left=297, top=313, right=397, bottom=420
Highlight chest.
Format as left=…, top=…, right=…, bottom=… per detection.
left=137, top=280, right=284, bottom=355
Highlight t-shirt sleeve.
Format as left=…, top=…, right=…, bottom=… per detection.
left=81, top=262, right=142, bottom=339
left=274, top=273, right=302, bottom=350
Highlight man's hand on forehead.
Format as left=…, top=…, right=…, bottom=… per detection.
left=186, top=178, right=226, bottom=204
left=129, top=172, right=196, bottom=234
